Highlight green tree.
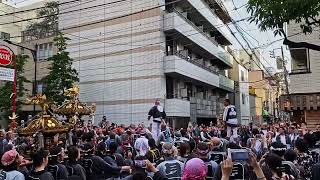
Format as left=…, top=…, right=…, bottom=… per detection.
left=0, top=55, right=30, bottom=119
left=25, top=1, right=58, bottom=38
left=45, top=32, right=79, bottom=105
left=247, top=0, right=320, bottom=50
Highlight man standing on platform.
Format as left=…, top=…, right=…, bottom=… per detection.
left=148, top=99, right=166, bottom=141
left=222, top=99, right=238, bottom=138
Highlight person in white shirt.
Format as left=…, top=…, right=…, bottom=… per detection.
left=275, top=127, right=290, bottom=148
left=200, top=127, right=212, bottom=142
left=134, top=129, right=149, bottom=156
left=222, top=99, right=238, bottom=138
left=288, top=126, right=297, bottom=146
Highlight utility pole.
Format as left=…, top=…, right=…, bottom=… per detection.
left=281, top=46, right=291, bottom=121
left=281, top=46, right=290, bottom=97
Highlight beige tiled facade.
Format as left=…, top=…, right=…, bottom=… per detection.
left=59, top=0, right=235, bottom=126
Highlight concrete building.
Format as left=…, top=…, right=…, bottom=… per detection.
left=228, top=55, right=250, bottom=125
left=0, top=0, right=56, bottom=116
left=0, top=0, right=50, bottom=43
left=280, top=24, right=320, bottom=129
left=59, top=0, right=235, bottom=127
left=249, top=70, right=278, bottom=124
left=239, top=49, right=262, bottom=71
left=0, top=2, right=20, bottom=42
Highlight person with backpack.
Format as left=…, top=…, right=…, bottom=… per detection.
left=29, top=148, right=55, bottom=180
left=48, top=145, right=68, bottom=180
left=157, top=123, right=172, bottom=146
left=0, top=149, right=25, bottom=180
left=145, top=138, right=161, bottom=164
left=264, top=153, right=294, bottom=180
left=260, top=142, right=300, bottom=179
left=66, top=146, right=86, bottom=180
left=107, top=141, right=126, bottom=166
left=196, top=142, right=218, bottom=179
left=156, top=143, right=184, bottom=179
left=176, top=142, right=190, bottom=164
left=81, top=143, right=131, bottom=180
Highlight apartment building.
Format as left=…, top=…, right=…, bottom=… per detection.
left=59, top=0, right=235, bottom=127
left=280, top=24, right=320, bottom=129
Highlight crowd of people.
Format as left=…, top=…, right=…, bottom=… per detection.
left=0, top=99, right=319, bottom=180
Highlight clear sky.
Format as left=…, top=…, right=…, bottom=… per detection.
left=5, top=0, right=290, bottom=72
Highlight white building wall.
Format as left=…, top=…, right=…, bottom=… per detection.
left=59, top=0, right=166, bottom=125
left=288, top=25, right=320, bottom=94
left=238, top=64, right=250, bottom=125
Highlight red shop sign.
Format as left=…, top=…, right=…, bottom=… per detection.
left=0, top=47, right=13, bottom=66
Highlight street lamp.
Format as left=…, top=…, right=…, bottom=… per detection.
left=3, top=40, right=38, bottom=114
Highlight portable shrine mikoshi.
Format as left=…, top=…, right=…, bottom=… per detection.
left=17, top=86, right=96, bottom=154
left=52, top=86, right=96, bottom=125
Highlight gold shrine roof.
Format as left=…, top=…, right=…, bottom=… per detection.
left=18, top=115, right=69, bottom=136
left=53, top=100, right=96, bottom=116
left=53, top=86, right=96, bottom=116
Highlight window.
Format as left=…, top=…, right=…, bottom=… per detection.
left=36, top=43, right=53, bottom=61
left=240, top=70, right=245, bottom=81
left=0, top=32, right=10, bottom=40
left=36, top=81, right=47, bottom=94
left=242, top=93, right=246, bottom=104
left=290, top=48, right=310, bottom=74
left=20, top=47, right=25, bottom=54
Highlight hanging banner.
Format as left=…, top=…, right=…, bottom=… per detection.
left=0, top=47, right=13, bottom=66
left=0, top=67, right=14, bottom=81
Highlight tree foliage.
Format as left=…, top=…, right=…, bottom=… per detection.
left=44, top=32, right=79, bottom=105
left=247, top=0, right=320, bottom=35
left=0, top=55, right=30, bottom=118
left=247, top=0, right=320, bottom=50
left=25, top=1, right=58, bottom=38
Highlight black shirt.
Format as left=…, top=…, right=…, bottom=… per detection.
left=28, top=169, right=55, bottom=180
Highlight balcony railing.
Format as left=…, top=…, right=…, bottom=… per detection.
left=171, top=9, right=219, bottom=46
left=167, top=50, right=219, bottom=75
left=219, top=74, right=234, bottom=92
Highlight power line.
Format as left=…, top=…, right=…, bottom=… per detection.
left=0, top=0, right=131, bottom=26
left=0, top=0, right=81, bottom=17
left=5, top=0, right=247, bottom=40
left=4, top=7, right=250, bottom=51
left=3, top=1, right=251, bottom=53
left=229, top=5, right=277, bottom=73
left=235, top=25, right=276, bottom=72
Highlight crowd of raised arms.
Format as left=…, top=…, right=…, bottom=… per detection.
left=0, top=116, right=320, bottom=180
